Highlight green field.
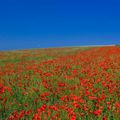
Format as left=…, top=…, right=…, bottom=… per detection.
left=0, top=46, right=120, bottom=120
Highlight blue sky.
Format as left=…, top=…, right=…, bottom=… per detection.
left=0, top=0, right=120, bottom=50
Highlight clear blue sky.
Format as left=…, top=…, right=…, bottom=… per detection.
left=0, top=0, right=120, bottom=50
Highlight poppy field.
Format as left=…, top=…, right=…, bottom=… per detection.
left=0, top=46, right=120, bottom=120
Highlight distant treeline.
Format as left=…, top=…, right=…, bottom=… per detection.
left=115, top=44, right=120, bottom=46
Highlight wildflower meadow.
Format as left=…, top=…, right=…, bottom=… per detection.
left=0, top=46, right=120, bottom=120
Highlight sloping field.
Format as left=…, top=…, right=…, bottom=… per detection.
left=0, top=46, right=120, bottom=120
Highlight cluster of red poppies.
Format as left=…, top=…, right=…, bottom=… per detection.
left=0, top=46, right=120, bottom=120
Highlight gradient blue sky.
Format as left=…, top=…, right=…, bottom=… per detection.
left=0, top=0, right=120, bottom=50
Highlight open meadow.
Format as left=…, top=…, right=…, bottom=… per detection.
left=0, top=46, right=120, bottom=120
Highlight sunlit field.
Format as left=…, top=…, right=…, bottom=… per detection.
left=0, top=46, right=120, bottom=120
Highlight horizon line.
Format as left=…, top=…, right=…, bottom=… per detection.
left=0, top=44, right=117, bottom=52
